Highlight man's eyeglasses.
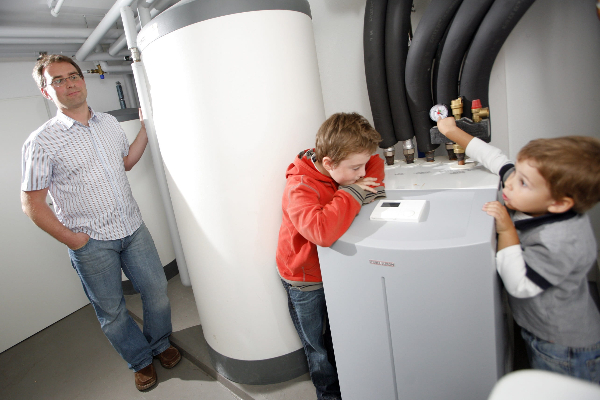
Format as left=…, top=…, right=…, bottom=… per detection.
left=47, top=73, right=83, bottom=88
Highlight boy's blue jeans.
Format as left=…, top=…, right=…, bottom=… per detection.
left=281, top=280, right=342, bottom=400
left=68, top=223, right=172, bottom=372
left=521, top=328, right=600, bottom=384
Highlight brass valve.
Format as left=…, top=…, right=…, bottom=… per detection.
left=471, top=99, right=489, bottom=123
left=87, top=64, right=105, bottom=75
left=450, top=97, right=463, bottom=120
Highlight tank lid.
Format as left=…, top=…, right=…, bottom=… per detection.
left=137, top=0, right=312, bottom=52
left=106, top=108, right=140, bottom=122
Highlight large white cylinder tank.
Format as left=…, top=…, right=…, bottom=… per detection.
left=137, top=0, right=325, bottom=383
left=107, top=109, right=177, bottom=292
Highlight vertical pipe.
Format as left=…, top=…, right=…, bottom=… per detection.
left=121, top=5, right=191, bottom=287
left=124, top=73, right=139, bottom=108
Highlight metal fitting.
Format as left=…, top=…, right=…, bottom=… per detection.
left=87, top=64, right=105, bottom=75
left=130, top=47, right=141, bottom=62
left=446, top=143, right=457, bottom=160
left=451, top=97, right=463, bottom=120
left=453, top=144, right=466, bottom=165
left=425, top=150, right=435, bottom=162
left=384, top=146, right=395, bottom=166
left=401, top=139, right=415, bottom=164
left=472, top=107, right=490, bottom=123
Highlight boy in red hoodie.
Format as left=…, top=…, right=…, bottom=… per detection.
left=276, top=112, right=385, bottom=400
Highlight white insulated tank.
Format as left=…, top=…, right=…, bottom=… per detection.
left=106, top=109, right=177, bottom=291
left=137, top=0, right=325, bottom=383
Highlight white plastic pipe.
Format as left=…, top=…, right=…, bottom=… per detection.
left=0, top=27, right=123, bottom=39
left=100, top=61, right=133, bottom=73
left=75, top=0, right=136, bottom=62
left=138, top=6, right=152, bottom=27
left=83, top=50, right=131, bottom=62
left=109, top=0, right=170, bottom=56
left=50, top=0, right=66, bottom=17
left=0, top=38, right=88, bottom=45
left=121, top=5, right=191, bottom=287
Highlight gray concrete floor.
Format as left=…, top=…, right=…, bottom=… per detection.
left=3, top=272, right=598, bottom=400
left=0, top=275, right=316, bottom=400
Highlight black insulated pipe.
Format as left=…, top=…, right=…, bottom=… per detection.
left=435, top=0, right=495, bottom=107
left=385, top=0, right=414, bottom=143
left=459, top=0, right=536, bottom=119
left=405, top=0, right=463, bottom=155
left=364, top=0, right=397, bottom=149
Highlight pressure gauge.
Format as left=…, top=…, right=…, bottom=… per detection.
left=429, top=104, right=448, bottom=122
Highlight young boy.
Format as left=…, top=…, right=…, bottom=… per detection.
left=276, top=112, right=385, bottom=399
left=438, top=117, right=600, bottom=383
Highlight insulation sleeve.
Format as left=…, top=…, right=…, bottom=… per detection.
left=384, top=0, right=414, bottom=143
left=459, top=0, right=536, bottom=118
left=364, top=0, right=397, bottom=148
left=405, top=0, right=463, bottom=154
left=431, top=15, right=451, bottom=106
left=435, top=0, right=495, bottom=106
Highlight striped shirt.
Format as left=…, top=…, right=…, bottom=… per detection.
left=21, top=107, right=143, bottom=240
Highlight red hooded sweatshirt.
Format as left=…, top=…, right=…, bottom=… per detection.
left=276, top=149, right=385, bottom=283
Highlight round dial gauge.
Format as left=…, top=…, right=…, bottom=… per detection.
left=429, top=104, right=448, bottom=122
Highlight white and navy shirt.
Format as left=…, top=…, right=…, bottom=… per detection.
left=21, top=107, right=143, bottom=240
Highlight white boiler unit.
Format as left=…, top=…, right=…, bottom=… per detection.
left=137, top=0, right=325, bottom=384
left=318, top=158, right=508, bottom=400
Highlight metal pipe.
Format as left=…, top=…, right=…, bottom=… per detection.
left=75, top=0, right=137, bottom=62
left=121, top=5, right=191, bottom=287
left=124, top=73, right=139, bottom=108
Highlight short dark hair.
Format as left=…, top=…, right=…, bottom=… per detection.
left=315, top=112, right=381, bottom=166
left=517, top=136, right=600, bottom=213
left=32, top=54, right=83, bottom=89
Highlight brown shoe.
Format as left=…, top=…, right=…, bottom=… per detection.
left=157, top=345, right=181, bottom=369
left=134, top=363, right=157, bottom=391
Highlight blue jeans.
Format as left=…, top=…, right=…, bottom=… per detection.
left=281, top=280, right=341, bottom=400
left=69, top=223, right=172, bottom=372
left=521, top=328, right=600, bottom=384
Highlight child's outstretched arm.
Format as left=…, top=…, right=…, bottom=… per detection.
left=438, top=117, right=512, bottom=176
left=437, top=117, right=475, bottom=149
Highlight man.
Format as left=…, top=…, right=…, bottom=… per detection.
left=21, top=54, right=180, bottom=391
